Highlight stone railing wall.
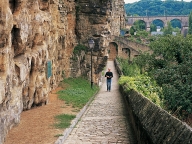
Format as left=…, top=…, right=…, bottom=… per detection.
left=0, top=0, right=125, bottom=143
left=0, top=0, right=77, bottom=143
left=114, top=59, right=123, bottom=77
left=114, top=59, right=192, bottom=144
left=113, top=36, right=152, bottom=60
left=114, top=36, right=151, bottom=52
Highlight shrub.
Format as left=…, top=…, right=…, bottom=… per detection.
left=117, top=57, right=140, bottom=76
left=73, top=44, right=87, bottom=55
left=119, top=75, right=163, bottom=107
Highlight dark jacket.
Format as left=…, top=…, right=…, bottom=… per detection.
left=105, top=71, right=113, bottom=79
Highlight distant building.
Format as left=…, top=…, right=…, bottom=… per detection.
left=172, top=32, right=177, bottom=36
left=120, top=29, right=129, bottom=36
left=151, top=31, right=163, bottom=36
left=156, top=26, right=161, bottom=32
left=151, top=31, right=177, bottom=36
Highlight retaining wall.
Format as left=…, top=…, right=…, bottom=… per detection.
left=114, top=60, right=192, bottom=144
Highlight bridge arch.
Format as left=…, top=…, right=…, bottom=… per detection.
left=107, top=42, right=118, bottom=60
left=122, top=48, right=131, bottom=60
left=133, top=20, right=146, bottom=30
left=170, top=19, right=182, bottom=28
left=112, top=36, right=152, bottom=61
left=152, top=19, right=164, bottom=28
left=127, top=16, right=188, bottom=34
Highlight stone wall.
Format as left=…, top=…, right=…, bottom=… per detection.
left=74, top=0, right=125, bottom=85
left=0, top=0, right=125, bottom=143
left=114, top=36, right=152, bottom=60
left=121, top=87, right=192, bottom=144
left=114, top=60, right=192, bottom=144
left=0, top=0, right=77, bottom=143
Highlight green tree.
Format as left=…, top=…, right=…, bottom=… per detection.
left=133, top=20, right=146, bottom=31
left=150, top=23, right=157, bottom=32
left=134, top=35, right=192, bottom=119
left=127, top=12, right=131, bottom=16
left=138, top=20, right=146, bottom=30
left=188, top=11, right=192, bottom=34
left=136, top=30, right=149, bottom=38
left=125, top=1, right=192, bottom=16
left=172, top=27, right=181, bottom=34
left=163, top=22, right=173, bottom=35
left=130, top=26, right=135, bottom=35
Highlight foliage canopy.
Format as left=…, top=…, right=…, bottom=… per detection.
left=125, top=1, right=192, bottom=16
left=134, top=34, right=192, bottom=119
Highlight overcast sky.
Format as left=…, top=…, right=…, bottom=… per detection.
left=124, top=0, right=192, bottom=4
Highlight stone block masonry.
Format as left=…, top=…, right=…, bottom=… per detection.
left=119, top=86, right=192, bottom=144
left=0, top=0, right=77, bottom=143
left=0, top=0, right=126, bottom=143
left=115, top=59, right=192, bottom=144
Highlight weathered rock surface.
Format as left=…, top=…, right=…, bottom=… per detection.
left=0, top=0, right=125, bottom=143
left=75, top=0, right=125, bottom=84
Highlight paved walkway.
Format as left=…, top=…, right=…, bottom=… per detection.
left=64, top=61, right=135, bottom=144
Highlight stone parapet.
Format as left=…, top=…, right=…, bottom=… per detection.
left=0, top=0, right=77, bottom=143
left=0, top=0, right=125, bottom=143
left=113, top=36, right=152, bottom=60
left=114, top=59, right=123, bottom=77
left=115, top=59, right=192, bottom=144
left=120, top=86, right=192, bottom=144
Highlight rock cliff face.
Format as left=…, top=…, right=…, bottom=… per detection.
left=0, top=0, right=125, bottom=143
left=74, top=0, right=125, bottom=84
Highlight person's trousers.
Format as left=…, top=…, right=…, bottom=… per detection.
left=106, top=79, right=112, bottom=91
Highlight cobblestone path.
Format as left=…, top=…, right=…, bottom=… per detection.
left=64, top=61, right=135, bottom=144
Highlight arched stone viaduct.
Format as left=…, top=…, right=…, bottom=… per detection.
left=127, top=15, right=189, bottom=35
left=108, top=36, right=151, bottom=61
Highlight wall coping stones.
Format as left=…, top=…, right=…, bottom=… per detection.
left=120, top=84, right=192, bottom=144
left=115, top=58, right=192, bottom=144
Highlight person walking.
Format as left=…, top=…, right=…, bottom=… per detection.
left=105, top=68, right=113, bottom=92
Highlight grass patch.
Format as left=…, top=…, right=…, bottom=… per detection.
left=72, top=109, right=80, bottom=112
left=102, top=67, right=106, bottom=76
left=73, top=44, right=87, bottom=55
left=54, top=114, right=76, bottom=129
left=53, top=77, right=99, bottom=131
left=57, top=77, right=99, bottom=109
left=54, top=134, right=63, bottom=137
